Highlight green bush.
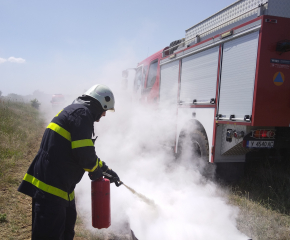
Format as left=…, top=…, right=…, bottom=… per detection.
left=30, top=98, right=41, bottom=109
left=0, top=213, right=7, bottom=222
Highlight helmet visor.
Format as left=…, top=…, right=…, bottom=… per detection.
left=107, top=108, right=115, bottom=112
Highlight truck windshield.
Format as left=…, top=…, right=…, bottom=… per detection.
left=146, top=60, right=158, bottom=89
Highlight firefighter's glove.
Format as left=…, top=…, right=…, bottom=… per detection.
left=103, top=168, right=122, bottom=187
left=88, top=163, right=103, bottom=180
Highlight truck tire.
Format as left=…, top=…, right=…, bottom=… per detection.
left=177, top=129, right=215, bottom=179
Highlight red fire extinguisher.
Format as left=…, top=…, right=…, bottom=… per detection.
left=91, top=177, right=111, bottom=229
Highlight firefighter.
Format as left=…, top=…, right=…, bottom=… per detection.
left=18, top=84, right=121, bottom=240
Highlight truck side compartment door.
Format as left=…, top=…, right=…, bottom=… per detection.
left=218, top=31, right=259, bottom=120
left=159, top=60, right=180, bottom=106
left=180, top=46, right=219, bottom=104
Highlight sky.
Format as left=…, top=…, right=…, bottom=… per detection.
left=0, top=0, right=235, bottom=96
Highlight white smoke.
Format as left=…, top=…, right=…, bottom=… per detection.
left=75, top=91, right=249, bottom=240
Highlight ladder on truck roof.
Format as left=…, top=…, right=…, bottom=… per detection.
left=165, top=0, right=290, bottom=55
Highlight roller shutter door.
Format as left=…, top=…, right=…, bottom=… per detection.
left=218, top=31, right=259, bottom=120
left=159, top=60, right=179, bottom=106
left=180, top=46, right=219, bottom=104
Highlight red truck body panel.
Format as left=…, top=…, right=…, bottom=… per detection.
left=252, top=16, right=290, bottom=127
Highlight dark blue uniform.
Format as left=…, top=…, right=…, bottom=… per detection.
left=18, top=97, right=104, bottom=239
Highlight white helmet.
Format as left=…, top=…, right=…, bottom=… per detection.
left=84, top=84, right=115, bottom=111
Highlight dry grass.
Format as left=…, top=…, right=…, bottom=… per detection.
left=0, top=99, right=44, bottom=240
left=229, top=193, right=290, bottom=240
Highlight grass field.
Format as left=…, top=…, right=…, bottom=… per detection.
left=0, top=98, right=290, bottom=240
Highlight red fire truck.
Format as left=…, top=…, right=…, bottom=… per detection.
left=50, top=94, right=65, bottom=109
left=122, top=0, right=290, bottom=180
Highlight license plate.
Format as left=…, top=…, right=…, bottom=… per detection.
left=246, top=141, right=274, bottom=148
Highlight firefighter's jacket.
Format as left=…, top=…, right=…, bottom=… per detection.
left=18, top=97, right=103, bottom=206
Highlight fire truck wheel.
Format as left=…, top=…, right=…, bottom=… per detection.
left=177, top=129, right=209, bottom=159
left=177, top=129, right=215, bottom=179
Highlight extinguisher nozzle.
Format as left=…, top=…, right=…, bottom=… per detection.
left=115, top=181, right=123, bottom=187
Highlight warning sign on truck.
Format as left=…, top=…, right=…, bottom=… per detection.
left=273, top=72, right=285, bottom=86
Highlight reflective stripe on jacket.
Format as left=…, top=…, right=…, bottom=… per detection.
left=18, top=102, right=103, bottom=206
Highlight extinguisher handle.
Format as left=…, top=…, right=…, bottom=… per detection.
left=102, top=172, right=112, bottom=178
left=103, top=172, right=123, bottom=187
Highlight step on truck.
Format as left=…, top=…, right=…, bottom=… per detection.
left=122, top=0, right=290, bottom=181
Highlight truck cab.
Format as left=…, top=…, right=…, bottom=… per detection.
left=123, top=50, right=163, bottom=104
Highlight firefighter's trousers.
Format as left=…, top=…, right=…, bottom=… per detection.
left=32, top=198, right=77, bottom=240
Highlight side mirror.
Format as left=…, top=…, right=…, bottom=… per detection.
left=121, top=79, right=128, bottom=90
left=122, top=70, right=128, bottom=78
